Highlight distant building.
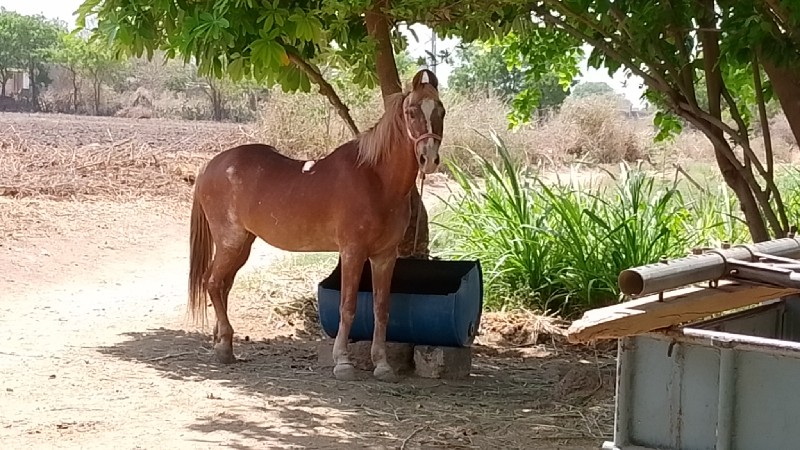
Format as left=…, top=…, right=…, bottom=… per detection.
left=2, top=69, right=30, bottom=97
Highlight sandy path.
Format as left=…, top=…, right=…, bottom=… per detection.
left=0, top=194, right=611, bottom=450
left=0, top=199, right=303, bottom=449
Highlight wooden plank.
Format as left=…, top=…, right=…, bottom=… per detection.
left=566, top=280, right=800, bottom=344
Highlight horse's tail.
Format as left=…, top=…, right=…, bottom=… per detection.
left=188, top=187, right=213, bottom=326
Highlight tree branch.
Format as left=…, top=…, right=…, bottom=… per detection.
left=286, top=52, right=359, bottom=137
left=753, top=55, right=774, bottom=177
left=753, top=53, right=790, bottom=230
left=531, top=3, right=671, bottom=92
left=717, top=77, right=789, bottom=234
left=666, top=0, right=699, bottom=108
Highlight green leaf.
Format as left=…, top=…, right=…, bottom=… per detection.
left=228, top=54, right=244, bottom=80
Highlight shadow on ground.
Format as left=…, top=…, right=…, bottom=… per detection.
left=97, top=327, right=615, bottom=450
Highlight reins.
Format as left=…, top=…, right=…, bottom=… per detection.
left=412, top=172, right=426, bottom=257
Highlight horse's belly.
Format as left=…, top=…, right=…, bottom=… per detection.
left=245, top=213, right=339, bottom=252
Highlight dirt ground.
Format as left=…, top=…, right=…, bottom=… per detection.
left=0, top=113, right=615, bottom=449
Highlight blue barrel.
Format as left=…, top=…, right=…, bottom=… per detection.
left=317, top=258, right=483, bottom=347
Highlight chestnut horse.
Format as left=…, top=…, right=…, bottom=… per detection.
left=187, top=69, right=445, bottom=382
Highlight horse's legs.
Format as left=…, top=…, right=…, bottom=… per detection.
left=212, top=235, right=255, bottom=344
left=369, top=248, right=399, bottom=382
left=332, top=248, right=367, bottom=381
left=205, top=231, right=255, bottom=363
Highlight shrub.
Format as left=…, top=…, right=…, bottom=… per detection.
left=434, top=132, right=764, bottom=317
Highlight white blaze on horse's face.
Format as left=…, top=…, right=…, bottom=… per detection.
left=417, top=98, right=439, bottom=174
left=406, top=69, right=445, bottom=175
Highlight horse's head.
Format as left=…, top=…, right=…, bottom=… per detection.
left=403, top=69, right=445, bottom=175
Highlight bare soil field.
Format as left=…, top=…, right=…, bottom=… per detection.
left=0, top=113, right=614, bottom=449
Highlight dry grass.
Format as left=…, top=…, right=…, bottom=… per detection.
left=0, top=137, right=205, bottom=200
left=255, top=90, right=356, bottom=160
left=539, top=94, right=650, bottom=164
left=231, top=252, right=339, bottom=339
left=477, top=310, right=569, bottom=347
left=248, top=90, right=670, bottom=176
left=0, top=115, right=255, bottom=201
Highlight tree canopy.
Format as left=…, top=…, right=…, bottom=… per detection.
left=76, top=0, right=800, bottom=243
left=569, top=81, right=615, bottom=99
left=448, top=42, right=571, bottom=116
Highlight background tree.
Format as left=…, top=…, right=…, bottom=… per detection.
left=14, top=11, right=60, bottom=110
left=448, top=42, right=572, bottom=116
left=48, top=26, right=132, bottom=115
left=51, top=32, right=90, bottom=112
left=80, top=38, right=126, bottom=115
left=569, top=81, right=615, bottom=99
left=0, top=8, right=23, bottom=98
left=0, top=9, right=60, bottom=104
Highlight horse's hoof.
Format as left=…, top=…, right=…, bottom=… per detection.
left=373, top=364, right=399, bottom=383
left=214, top=343, right=236, bottom=364
left=333, top=363, right=357, bottom=381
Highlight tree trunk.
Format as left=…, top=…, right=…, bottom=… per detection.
left=212, top=86, right=222, bottom=121
left=713, top=144, right=770, bottom=242
left=366, top=0, right=430, bottom=258
left=71, top=69, right=79, bottom=113
left=28, top=62, right=39, bottom=112
left=0, top=69, right=7, bottom=98
left=94, top=78, right=101, bottom=115
left=760, top=56, right=800, bottom=147
left=698, top=0, right=769, bottom=242
left=365, top=0, right=403, bottom=101
left=699, top=0, right=770, bottom=242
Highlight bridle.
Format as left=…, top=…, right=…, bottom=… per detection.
left=402, top=94, right=443, bottom=259
left=410, top=131, right=442, bottom=147
left=403, top=95, right=443, bottom=150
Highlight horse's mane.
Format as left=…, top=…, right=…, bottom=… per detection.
left=356, top=92, right=408, bottom=167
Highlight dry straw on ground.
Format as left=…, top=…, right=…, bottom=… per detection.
left=0, top=137, right=203, bottom=199
left=226, top=251, right=615, bottom=449
left=0, top=119, right=254, bottom=200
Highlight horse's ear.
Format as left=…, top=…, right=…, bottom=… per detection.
left=412, top=69, right=438, bottom=91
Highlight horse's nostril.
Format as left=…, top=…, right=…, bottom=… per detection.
left=419, top=154, right=426, bottom=165
left=434, top=156, right=440, bottom=165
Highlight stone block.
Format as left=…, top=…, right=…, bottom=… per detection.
left=317, top=340, right=414, bottom=374
left=413, top=345, right=472, bottom=379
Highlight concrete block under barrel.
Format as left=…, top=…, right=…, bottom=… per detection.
left=316, top=258, right=483, bottom=347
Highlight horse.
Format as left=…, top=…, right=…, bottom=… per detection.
left=187, top=68, right=446, bottom=382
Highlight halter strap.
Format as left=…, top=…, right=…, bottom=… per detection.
left=403, top=96, right=443, bottom=146
left=410, top=132, right=442, bottom=146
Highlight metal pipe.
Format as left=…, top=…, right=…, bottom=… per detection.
left=654, top=327, right=800, bottom=360
left=618, top=238, right=800, bottom=296
left=716, top=348, right=736, bottom=450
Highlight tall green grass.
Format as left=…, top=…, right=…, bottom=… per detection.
left=433, top=132, right=796, bottom=318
